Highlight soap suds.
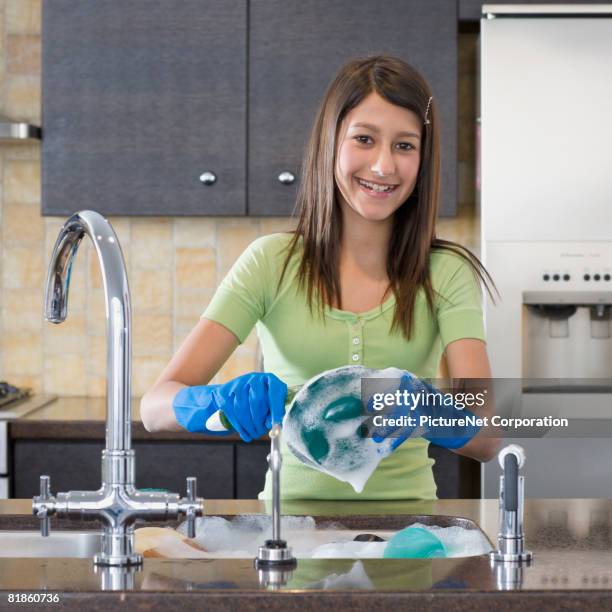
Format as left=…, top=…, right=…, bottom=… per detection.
left=176, top=515, right=492, bottom=559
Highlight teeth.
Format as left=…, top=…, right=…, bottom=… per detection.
left=357, top=178, right=395, bottom=193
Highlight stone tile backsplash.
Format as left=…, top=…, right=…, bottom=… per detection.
left=0, top=0, right=480, bottom=397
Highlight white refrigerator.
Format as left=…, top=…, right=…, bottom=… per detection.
left=480, top=4, right=612, bottom=498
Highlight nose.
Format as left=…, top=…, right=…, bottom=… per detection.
left=370, top=145, right=396, bottom=178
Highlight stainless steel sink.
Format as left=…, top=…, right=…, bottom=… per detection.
left=0, top=531, right=102, bottom=558
left=0, top=515, right=493, bottom=559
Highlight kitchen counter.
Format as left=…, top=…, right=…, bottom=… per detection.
left=2, top=498, right=612, bottom=609
left=0, top=394, right=58, bottom=421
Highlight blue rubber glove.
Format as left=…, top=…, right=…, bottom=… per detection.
left=369, top=373, right=482, bottom=451
left=173, top=372, right=287, bottom=442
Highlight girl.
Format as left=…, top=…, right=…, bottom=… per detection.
left=141, top=55, right=498, bottom=500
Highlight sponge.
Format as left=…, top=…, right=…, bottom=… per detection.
left=383, top=526, right=446, bottom=559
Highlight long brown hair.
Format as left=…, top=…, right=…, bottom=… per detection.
left=278, top=55, right=496, bottom=341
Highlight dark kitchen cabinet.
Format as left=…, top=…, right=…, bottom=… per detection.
left=10, top=435, right=476, bottom=500
left=12, top=439, right=235, bottom=499
left=43, top=0, right=459, bottom=217
left=235, top=444, right=270, bottom=498
left=42, top=0, right=247, bottom=216
left=428, top=445, right=480, bottom=498
left=249, top=0, right=458, bottom=216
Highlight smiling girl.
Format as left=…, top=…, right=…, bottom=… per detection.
left=141, top=55, right=498, bottom=500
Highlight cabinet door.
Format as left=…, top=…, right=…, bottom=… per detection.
left=42, top=0, right=247, bottom=216
left=13, top=440, right=104, bottom=498
left=12, top=440, right=234, bottom=499
left=134, top=442, right=234, bottom=498
left=235, top=443, right=269, bottom=498
left=249, top=0, right=457, bottom=216
left=428, top=444, right=480, bottom=498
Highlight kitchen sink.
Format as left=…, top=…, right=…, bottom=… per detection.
left=137, top=514, right=493, bottom=560
left=0, top=530, right=102, bottom=558
left=0, top=515, right=493, bottom=559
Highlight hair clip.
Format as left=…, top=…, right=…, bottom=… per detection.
left=424, top=96, right=433, bottom=125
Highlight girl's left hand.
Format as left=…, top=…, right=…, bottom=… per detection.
left=369, top=374, right=481, bottom=451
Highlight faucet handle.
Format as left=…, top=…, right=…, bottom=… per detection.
left=178, top=476, right=203, bottom=538
left=186, top=476, right=197, bottom=501
left=185, top=477, right=197, bottom=538
left=33, top=475, right=54, bottom=537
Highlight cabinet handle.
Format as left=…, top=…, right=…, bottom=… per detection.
left=199, top=171, right=217, bottom=185
left=278, top=171, right=295, bottom=185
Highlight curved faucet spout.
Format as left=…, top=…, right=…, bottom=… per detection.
left=44, top=210, right=132, bottom=452
left=38, top=211, right=203, bottom=566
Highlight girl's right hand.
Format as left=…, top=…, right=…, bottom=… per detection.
left=173, top=372, right=287, bottom=442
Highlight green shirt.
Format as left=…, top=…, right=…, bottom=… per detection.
left=202, top=233, right=485, bottom=500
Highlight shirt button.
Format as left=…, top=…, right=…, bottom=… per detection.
left=352, top=337, right=360, bottom=345
left=352, top=354, right=360, bottom=362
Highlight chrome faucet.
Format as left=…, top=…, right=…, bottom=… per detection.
left=33, top=210, right=203, bottom=566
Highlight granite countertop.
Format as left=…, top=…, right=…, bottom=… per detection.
left=2, top=498, right=612, bottom=609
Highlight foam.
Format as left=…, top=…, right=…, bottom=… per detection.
left=310, top=541, right=388, bottom=558
left=407, top=522, right=492, bottom=557
left=175, top=515, right=492, bottom=559
left=177, top=514, right=317, bottom=555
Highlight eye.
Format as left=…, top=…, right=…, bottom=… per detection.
left=397, top=142, right=416, bottom=151
left=354, top=135, right=373, bottom=145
